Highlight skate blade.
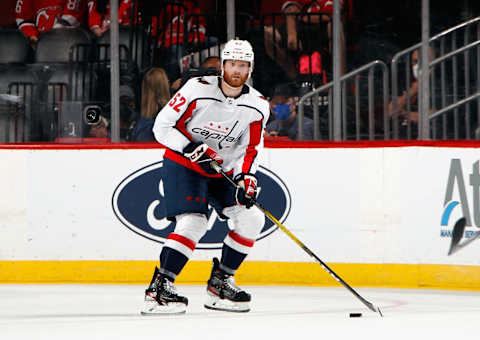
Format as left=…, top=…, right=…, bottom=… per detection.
left=141, top=301, right=187, bottom=315
left=204, top=291, right=250, bottom=313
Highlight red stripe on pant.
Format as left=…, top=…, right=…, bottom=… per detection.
left=228, top=231, right=255, bottom=248
left=168, top=233, right=196, bottom=251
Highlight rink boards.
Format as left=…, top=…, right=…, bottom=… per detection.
left=1, top=141, right=480, bottom=289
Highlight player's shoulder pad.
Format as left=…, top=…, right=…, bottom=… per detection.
left=247, top=86, right=270, bottom=119
left=195, top=75, right=218, bottom=85
left=248, top=85, right=267, bottom=102
left=180, top=75, right=216, bottom=97
left=183, top=75, right=211, bottom=87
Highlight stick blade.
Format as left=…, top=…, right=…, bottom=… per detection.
left=363, top=300, right=383, bottom=317
left=371, top=305, right=383, bottom=317
left=377, top=307, right=383, bottom=317
left=448, top=217, right=466, bottom=256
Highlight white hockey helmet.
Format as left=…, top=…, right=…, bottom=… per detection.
left=221, top=39, right=254, bottom=76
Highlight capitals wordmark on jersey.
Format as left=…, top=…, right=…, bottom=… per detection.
left=153, top=75, right=270, bottom=178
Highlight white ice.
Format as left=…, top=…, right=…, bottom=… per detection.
left=1, top=284, right=479, bottom=340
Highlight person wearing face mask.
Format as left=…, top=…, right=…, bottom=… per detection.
left=266, top=84, right=315, bottom=140
left=388, top=48, right=436, bottom=138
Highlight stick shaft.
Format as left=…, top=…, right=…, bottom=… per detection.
left=257, top=204, right=381, bottom=315
left=211, top=161, right=382, bottom=316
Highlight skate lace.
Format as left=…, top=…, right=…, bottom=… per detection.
left=224, top=276, right=241, bottom=293
left=162, top=279, right=178, bottom=295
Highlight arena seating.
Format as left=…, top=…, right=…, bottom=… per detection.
left=35, top=27, right=92, bottom=63
left=0, top=28, right=29, bottom=64
left=96, top=25, right=149, bottom=72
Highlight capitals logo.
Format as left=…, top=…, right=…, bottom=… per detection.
left=112, top=161, right=291, bottom=249
left=440, top=159, right=480, bottom=238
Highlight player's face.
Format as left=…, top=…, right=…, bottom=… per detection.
left=222, top=60, right=250, bottom=87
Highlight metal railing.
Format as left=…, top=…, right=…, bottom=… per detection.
left=391, top=16, right=480, bottom=140
left=1, top=83, right=32, bottom=142
left=2, top=4, right=480, bottom=143
left=296, top=16, right=480, bottom=141
left=428, top=40, right=480, bottom=139
left=297, top=60, right=389, bottom=140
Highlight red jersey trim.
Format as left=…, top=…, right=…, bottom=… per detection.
left=228, top=231, right=255, bottom=248
left=168, top=233, right=196, bottom=251
left=175, top=100, right=196, bottom=142
left=164, top=149, right=233, bottom=178
left=242, top=119, right=263, bottom=173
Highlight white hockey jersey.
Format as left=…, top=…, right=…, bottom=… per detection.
left=153, top=75, right=270, bottom=178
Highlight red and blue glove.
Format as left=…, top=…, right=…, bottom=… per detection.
left=234, top=173, right=257, bottom=209
left=183, top=141, right=223, bottom=174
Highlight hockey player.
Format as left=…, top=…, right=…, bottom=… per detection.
left=142, top=39, right=269, bottom=314
left=15, top=0, right=87, bottom=45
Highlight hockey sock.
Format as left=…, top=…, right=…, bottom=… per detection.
left=220, top=244, right=247, bottom=275
left=159, top=246, right=188, bottom=281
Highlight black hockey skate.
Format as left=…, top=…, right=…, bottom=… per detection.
left=204, top=258, right=251, bottom=312
left=141, top=267, right=188, bottom=315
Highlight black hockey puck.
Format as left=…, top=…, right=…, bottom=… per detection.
left=349, top=313, right=362, bottom=317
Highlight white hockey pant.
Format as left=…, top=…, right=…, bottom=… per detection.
left=222, top=205, right=265, bottom=255
left=169, top=205, right=265, bottom=258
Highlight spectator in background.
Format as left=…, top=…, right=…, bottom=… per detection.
left=120, top=83, right=137, bottom=112
left=87, top=114, right=109, bottom=138
left=15, top=0, right=87, bottom=48
left=266, top=83, right=315, bottom=140
left=170, top=56, right=221, bottom=93
left=89, top=85, right=138, bottom=141
left=200, top=55, right=221, bottom=74
left=87, top=0, right=133, bottom=37
left=388, top=48, right=436, bottom=138
left=119, top=84, right=139, bottom=140
left=264, top=0, right=348, bottom=82
left=130, top=68, right=170, bottom=142
left=285, top=0, right=348, bottom=76
left=151, top=0, right=218, bottom=82
left=262, top=1, right=297, bottom=81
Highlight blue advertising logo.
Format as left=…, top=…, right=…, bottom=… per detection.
left=112, top=161, right=291, bottom=249
left=440, top=159, right=480, bottom=239
left=441, top=201, right=459, bottom=227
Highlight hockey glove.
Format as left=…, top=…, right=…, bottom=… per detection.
left=183, top=141, right=223, bottom=174
left=234, top=173, right=258, bottom=209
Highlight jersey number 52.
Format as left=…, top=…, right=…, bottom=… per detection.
left=168, top=93, right=186, bottom=113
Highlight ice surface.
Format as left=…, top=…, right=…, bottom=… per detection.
left=1, top=284, right=479, bottom=340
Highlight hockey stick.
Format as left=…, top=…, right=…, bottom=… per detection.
left=448, top=217, right=480, bottom=255
left=210, top=161, right=383, bottom=316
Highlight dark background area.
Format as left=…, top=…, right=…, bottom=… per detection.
left=2, top=0, right=479, bottom=54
